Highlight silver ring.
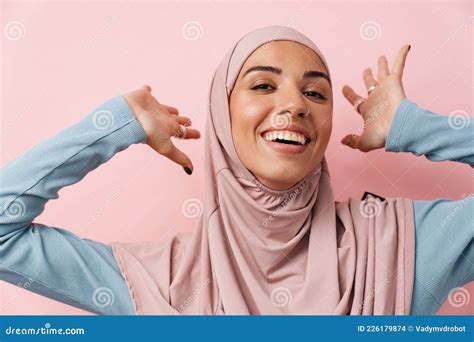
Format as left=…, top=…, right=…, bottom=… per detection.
left=173, top=124, right=187, bottom=139
left=354, top=98, right=365, bottom=114
left=367, top=85, right=377, bottom=95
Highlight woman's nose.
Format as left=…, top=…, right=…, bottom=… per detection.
left=277, top=87, right=309, bottom=118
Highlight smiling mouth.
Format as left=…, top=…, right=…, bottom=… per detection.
left=272, top=138, right=305, bottom=145
left=261, top=131, right=311, bottom=146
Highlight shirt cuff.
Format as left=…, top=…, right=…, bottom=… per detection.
left=385, top=98, right=417, bottom=152
left=101, top=95, right=148, bottom=145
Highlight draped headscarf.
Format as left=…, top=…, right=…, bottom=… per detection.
left=111, top=25, right=415, bottom=315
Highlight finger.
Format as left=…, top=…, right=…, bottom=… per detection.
left=341, top=134, right=361, bottom=150
left=342, top=85, right=365, bottom=115
left=176, top=115, right=193, bottom=126
left=170, top=124, right=200, bottom=139
left=392, top=44, right=410, bottom=78
left=159, top=140, right=193, bottom=171
left=170, top=119, right=200, bottom=139
left=142, top=84, right=152, bottom=92
left=363, top=68, right=378, bottom=91
left=182, top=127, right=201, bottom=139
left=161, top=104, right=179, bottom=115
left=377, top=55, right=390, bottom=82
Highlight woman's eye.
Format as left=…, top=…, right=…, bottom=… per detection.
left=251, top=84, right=327, bottom=100
left=304, top=91, right=326, bottom=100
left=251, top=84, right=273, bottom=90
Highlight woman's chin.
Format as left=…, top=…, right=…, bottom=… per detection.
left=255, top=165, right=307, bottom=190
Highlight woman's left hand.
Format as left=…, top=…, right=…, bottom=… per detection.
left=341, top=44, right=411, bottom=152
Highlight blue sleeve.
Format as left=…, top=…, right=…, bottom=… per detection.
left=0, top=96, right=148, bottom=315
left=385, top=99, right=473, bottom=167
left=385, top=99, right=474, bottom=315
left=410, top=198, right=473, bottom=315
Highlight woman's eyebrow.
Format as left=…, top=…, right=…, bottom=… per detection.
left=243, top=65, right=331, bottom=86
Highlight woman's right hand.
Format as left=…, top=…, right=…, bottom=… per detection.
left=123, top=85, right=200, bottom=174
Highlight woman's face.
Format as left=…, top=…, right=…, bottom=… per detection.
left=229, top=40, right=333, bottom=191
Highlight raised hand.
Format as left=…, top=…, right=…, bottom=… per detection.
left=124, top=85, right=201, bottom=174
left=341, top=44, right=411, bottom=152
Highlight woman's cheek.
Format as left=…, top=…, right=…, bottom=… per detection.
left=310, top=122, right=331, bottom=157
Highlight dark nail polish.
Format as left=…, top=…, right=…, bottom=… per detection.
left=408, top=45, right=411, bottom=51
left=184, top=167, right=192, bottom=175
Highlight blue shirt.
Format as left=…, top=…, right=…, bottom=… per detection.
left=1, top=96, right=472, bottom=315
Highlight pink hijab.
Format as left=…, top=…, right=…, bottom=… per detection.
left=111, top=25, right=415, bottom=315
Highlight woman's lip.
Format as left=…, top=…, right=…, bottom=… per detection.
left=260, top=136, right=309, bottom=155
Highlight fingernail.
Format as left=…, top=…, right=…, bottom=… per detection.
left=184, top=167, right=193, bottom=175
left=408, top=45, right=411, bottom=51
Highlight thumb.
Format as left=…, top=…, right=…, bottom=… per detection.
left=341, top=133, right=361, bottom=150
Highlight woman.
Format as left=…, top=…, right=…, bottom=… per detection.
left=1, top=26, right=472, bottom=315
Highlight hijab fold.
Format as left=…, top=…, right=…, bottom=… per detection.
left=111, top=25, right=415, bottom=315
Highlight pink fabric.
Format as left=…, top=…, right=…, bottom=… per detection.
left=111, top=25, right=415, bottom=315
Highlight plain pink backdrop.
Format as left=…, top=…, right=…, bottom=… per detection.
left=1, top=0, right=472, bottom=315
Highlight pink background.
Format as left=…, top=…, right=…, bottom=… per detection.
left=1, top=0, right=472, bottom=315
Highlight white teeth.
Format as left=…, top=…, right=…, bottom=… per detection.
left=262, top=130, right=308, bottom=145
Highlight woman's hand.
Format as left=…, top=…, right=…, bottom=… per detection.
left=124, top=85, right=200, bottom=174
left=341, top=44, right=411, bottom=152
